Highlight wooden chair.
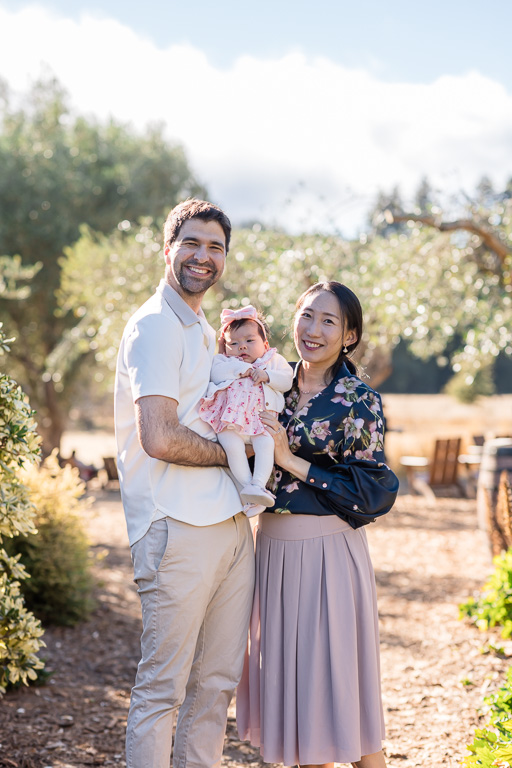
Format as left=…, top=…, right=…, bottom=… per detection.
left=458, top=438, right=484, bottom=497
left=400, top=438, right=463, bottom=503
left=102, top=456, right=119, bottom=488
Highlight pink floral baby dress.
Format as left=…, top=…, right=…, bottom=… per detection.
left=199, top=348, right=277, bottom=436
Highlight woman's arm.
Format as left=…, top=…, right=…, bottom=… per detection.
left=306, top=393, right=398, bottom=523
left=303, top=455, right=398, bottom=525
left=261, top=392, right=399, bottom=525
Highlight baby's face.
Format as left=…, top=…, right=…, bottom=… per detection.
left=223, top=321, right=267, bottom=363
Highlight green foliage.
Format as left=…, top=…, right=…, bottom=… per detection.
left=59, top=209, right=512, bottom=398
left=59, top=225, right=363, bottom=386
left=464, top=722, right=512, bottom=767
left=464, top=667, right=512, bottom=766
left=443, top=361, right=495, bottom=403
left=0, top=255, right=41, bottom=300
left=486, top=666, right=512, bottom=726
left=0, top=324, right=44, bottom=695
left=57, top=221, right=163, bottom=390
left=371, top=184, right=512, bottom=398
left=460, top=550, right=512, bottom=638
left=0, top=566, right=46, bottom=693
left=9, top=452, right=95, bottom=626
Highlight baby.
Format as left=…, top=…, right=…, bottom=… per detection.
left=199, top=306, right=293, bottom=515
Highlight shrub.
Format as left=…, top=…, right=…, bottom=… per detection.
left=9, top=452, right=96, bottom=626
left=460, top=549, right=512, bottom=638
left=464, top=666, right=512, bottom=766
left=0, top=325, right=45, bottom=694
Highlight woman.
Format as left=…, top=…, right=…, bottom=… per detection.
left=237, top=282, right=399, bottom=768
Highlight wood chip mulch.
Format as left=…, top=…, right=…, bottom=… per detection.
left=0, top=491, right=507, bottom=767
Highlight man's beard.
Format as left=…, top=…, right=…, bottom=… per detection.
left=175, top=260, right=220, bottom=294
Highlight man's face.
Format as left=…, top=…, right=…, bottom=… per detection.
left=164, top=218, right=226, bottom=305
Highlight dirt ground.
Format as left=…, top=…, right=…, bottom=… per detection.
left=0, top=488, right=509, bottom=768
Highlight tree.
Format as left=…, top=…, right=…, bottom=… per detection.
left=57, top=221, right=164, bottom=395
left=0, top=76, right=206, bottom=450
left=367, top=186, right=408, bottom=237
left=377, top=187, right=512, bottom=398
left=414, top=176, right=437, bottom=214
left=60, top=182, right=512, bottom=405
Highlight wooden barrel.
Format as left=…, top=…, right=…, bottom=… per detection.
left=476, top=438, right=512, bottom=531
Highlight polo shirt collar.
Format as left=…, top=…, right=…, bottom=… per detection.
left=157, top=279, right=207, bottom=326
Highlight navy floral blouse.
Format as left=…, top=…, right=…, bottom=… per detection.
left=268, top=362, right=399, bottom=528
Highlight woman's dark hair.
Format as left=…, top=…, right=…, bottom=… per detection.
left=295, top=281, right=363, bottom=380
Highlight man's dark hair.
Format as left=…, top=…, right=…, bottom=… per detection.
left=163, top=199, right=232, bottom=252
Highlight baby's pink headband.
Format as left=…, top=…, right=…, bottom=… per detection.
left=219, top=305, right=267, bottom=338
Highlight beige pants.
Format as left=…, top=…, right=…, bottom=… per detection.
left=126, top=512, right=255, bottom=768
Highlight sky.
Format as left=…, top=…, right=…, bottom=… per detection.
left=1, top=0, right=512, bottom=235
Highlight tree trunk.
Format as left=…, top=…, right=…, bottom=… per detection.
left=389, top=212, right=511, bottom=272
left=38, top=379, right=66, bottom=457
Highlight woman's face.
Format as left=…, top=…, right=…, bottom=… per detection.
left=294, top=290, right=355, bottom=369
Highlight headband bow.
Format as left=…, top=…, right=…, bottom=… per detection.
left=220, top=306, right=259, bottom=326
left=218, top=305, right=268, bottom=350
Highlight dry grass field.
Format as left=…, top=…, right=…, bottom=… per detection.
left=382, top=393, right=512, bottom=472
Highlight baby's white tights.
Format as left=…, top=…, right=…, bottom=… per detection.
left=217, top=429, right=275, bottom=489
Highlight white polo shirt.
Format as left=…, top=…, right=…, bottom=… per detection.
left=114, top=279, right=242, bottom=546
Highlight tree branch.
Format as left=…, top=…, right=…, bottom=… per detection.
left=389, top=212, right=511, bottom=266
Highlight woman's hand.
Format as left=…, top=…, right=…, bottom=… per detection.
left=259, top=411, right=290, bottom=465
left=259, top=411, right=310, bottom=481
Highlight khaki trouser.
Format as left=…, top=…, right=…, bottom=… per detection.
left=126, top=512, right=255, bottom=768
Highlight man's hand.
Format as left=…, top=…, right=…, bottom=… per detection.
left=136, top=395, right=228, bottom=467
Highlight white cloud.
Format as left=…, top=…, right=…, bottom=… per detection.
left=1, top=5, right=512, bottom=234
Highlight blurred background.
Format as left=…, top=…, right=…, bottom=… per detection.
left=0, top=0, right=511, bottom=472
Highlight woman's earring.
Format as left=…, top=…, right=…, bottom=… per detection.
left=343, top=345, right=348, bottom=354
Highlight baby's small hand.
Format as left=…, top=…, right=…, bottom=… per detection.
left=239, top=368, right=253, bottom=378
left=250, top=368, right=269, bottom=385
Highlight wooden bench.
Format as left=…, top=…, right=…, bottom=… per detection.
left=400, top=438, right=464, bottom=503
left=102, top=456, right=119, bottom=488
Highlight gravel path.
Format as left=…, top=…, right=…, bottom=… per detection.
left=0, top=490, right=507, bottom=768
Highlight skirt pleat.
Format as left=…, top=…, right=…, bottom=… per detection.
left=236, top=513, right=385, bottom=766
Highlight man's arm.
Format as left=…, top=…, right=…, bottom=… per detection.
left=136, top=395, right=228, bottom=467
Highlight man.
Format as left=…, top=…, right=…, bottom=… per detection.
left=114, top=199, right=255, bottom=768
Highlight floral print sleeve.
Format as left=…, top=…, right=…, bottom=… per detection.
left=270, top=363, right=399, bottom=528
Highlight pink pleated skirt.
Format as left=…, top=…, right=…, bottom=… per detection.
left=236, top=512, right=385, bottom=766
